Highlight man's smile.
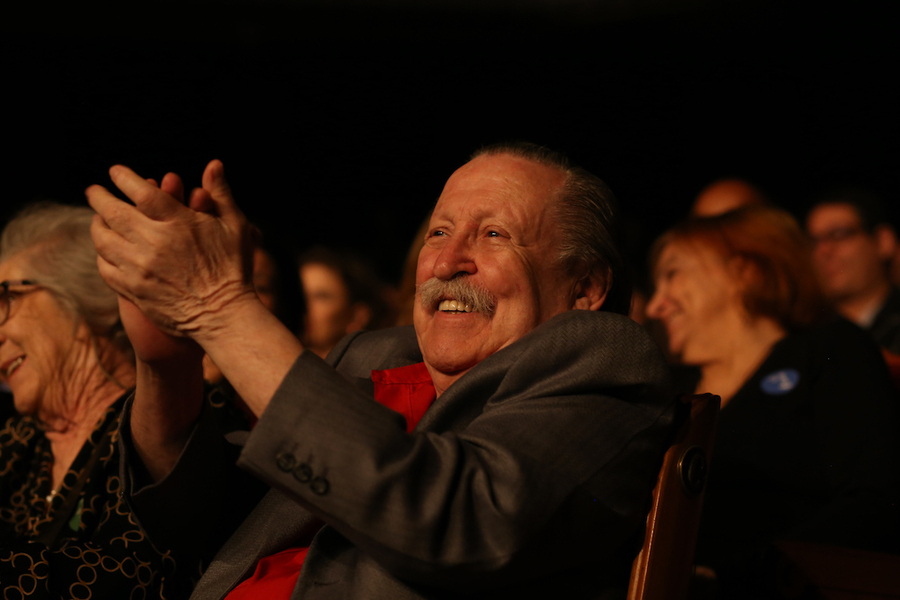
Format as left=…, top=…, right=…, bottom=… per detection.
left=437, top=299, right=474, bottom=313
left=418, top=277, right=497, bottom=317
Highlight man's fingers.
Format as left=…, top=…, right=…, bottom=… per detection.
left=91, top=217, right=145, bottom=308
left=95, top=253, right=133, bottom=301
left=160, top=172, right=186, bottom=204
left=86, top=183, right=146, bottom=242
left=189, top=188, right=217, bottom=215
left=85, top=183, right=117, bottom=214
left=201, top=159, right=232, bottom=201
left=201, top=160, right=244, bottom=222
left=90, top=213, right=133, bottom=270
left=199, top=159, right=256, bottom=286
left=109, top=165, right=185, bottom=221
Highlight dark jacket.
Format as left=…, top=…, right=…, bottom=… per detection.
left=122, top=311, right=674, bottom=599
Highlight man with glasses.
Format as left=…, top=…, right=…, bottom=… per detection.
left=806, top=189, right=900, bottom=353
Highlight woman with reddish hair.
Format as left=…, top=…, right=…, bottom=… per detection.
left=647, top=206, right=900, bottom=597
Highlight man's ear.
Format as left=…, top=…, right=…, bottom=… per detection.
left=875, top=224, right=898, bottom=261
left=572, top=267, right=610, bottom=311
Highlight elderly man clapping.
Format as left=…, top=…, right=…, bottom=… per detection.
left=87, top=143, right=673, bottom=600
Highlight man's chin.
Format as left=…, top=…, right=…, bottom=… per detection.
left=421, top=346, right=485, bottom=379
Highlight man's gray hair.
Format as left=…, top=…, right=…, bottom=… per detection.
left=471, top=142, right=631, bottom=315
left=0, top=202, right=132, bottom=357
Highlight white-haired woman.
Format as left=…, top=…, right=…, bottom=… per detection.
left=0, top=203, right=185, bottom=598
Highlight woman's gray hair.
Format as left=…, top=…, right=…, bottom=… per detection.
left=0, top=202, right=132, bottom=358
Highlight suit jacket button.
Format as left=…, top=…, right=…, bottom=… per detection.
left=293, top=463, right=313, bottom=483
left=310, top=477, right=330, bottom=495
left=276, top=452, right=296, bottom=472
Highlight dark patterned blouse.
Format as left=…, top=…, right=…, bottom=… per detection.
left=0, top=396, right=190, bottom=599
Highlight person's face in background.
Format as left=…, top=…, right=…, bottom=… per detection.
left=646, top=240, right=742, bottom=365
left=252, top=248, right=278, bottom=314
left=0, top=252, right=87, bottom=419
left=691, top=179, right=766, bottom=218
left=300, top=262, right=370, bottom=359
left=807, top=202, right=892, bottom=303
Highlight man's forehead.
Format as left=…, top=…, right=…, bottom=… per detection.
left=434, top=153, right=565, bottom=213
left=454, top=153, right=564, bottom=182
left=808, top=202, right=864, bottom=229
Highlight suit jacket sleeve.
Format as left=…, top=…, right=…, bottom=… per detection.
left=237, top=311, right=674, bottom=589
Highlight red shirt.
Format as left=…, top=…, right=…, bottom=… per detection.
left=225, top=362, right=436, bottom=600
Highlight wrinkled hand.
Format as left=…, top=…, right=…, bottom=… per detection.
left=118, top=294, right=205, bottom=365
left=87, top=160, right=258, bottom=353
left=114, top=173, right=202, bottom=365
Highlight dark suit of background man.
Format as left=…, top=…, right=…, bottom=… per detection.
left=87, top=142, right=674, bottom=599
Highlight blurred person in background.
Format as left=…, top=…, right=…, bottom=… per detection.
left=690, top=178, right=768, bottom=217
left=647, top=205, right=900, bottom=597
left=641, top=177, right=768, bottom=338
left=298, top=246, right=393, bottom=358
left=806, top=188, right=900, bottom=354
left=0, top=203, right=187, bottom=598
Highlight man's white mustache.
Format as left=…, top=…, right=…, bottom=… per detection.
left=417, top=277, right=497, bottom=316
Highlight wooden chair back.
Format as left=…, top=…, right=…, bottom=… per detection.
left=628, top=393, right=721, bottom=600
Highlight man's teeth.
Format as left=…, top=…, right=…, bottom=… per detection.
left=6, top=357, right=24, bottom=377
left=439, top=300, right=473, bottom=313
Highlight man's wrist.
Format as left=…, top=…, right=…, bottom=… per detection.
left=182, top=284, right=261, bottom=347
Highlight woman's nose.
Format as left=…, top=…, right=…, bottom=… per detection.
left=645, top=288, right=666, bottom=320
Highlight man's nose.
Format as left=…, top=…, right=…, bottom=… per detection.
left=432, top=236, right=477, bottom=280
left=811, top=240, right=834, bottom=261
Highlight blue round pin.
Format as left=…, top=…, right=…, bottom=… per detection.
left=760, top=368, right=800, bottom=395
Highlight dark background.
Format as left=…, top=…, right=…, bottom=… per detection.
left=4, top=0, right=897, bottom=286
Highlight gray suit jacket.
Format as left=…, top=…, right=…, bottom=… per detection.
left=124, top=310, right=673, bottom=599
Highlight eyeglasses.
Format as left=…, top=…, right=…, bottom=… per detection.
left=0, top=280, right=42, bottom=326
left=809, top=226, right=866, bottom=246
